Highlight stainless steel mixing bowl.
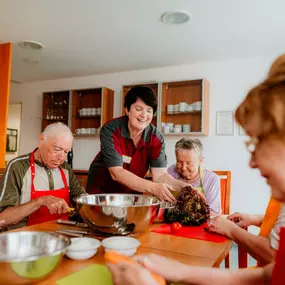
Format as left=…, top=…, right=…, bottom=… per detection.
left=74, top=194, right=161, bottom=234
left=0, top=231, right=70, bottom=285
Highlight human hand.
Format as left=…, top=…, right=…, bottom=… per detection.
left=134, top=254, right=189, bottom=283
left=206, top=216, right=238, bottom=239
left=0, top=220, right=5, bottom=230
left=227, top=212, right=255, bottom=228
left=149, top=183, right=176, bottom=203
left=107, top=261, right=159, bottom=285
left=37, top=196, right=69, bottom=215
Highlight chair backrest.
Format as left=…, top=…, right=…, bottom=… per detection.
left=213, top=171, right=231, bottom=215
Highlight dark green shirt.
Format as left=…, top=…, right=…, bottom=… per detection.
left=0, top=152, right=86, bottom=229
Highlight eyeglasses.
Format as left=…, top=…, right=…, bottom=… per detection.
left=244, top=137, right=261, bottom=153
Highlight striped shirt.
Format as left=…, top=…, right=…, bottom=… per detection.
left=0, top=151, right=86, bottom=229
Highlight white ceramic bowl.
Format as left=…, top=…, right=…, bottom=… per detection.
left=65, top=237, right=101, bottom=260
left=102, top=236, right=140, bottom=257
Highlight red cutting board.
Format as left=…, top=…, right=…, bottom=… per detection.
left=152, top=223, right=228, bottom=243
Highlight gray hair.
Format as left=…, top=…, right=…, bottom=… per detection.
left=42, top=122, right=73, bottom=141
left=175, top=138, right=203, bottom=157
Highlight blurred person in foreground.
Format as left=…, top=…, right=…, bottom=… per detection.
left=207, top=196, right=283, bottom=267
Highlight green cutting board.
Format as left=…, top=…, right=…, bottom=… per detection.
left=56, top=264, right=183, bottom=285
left=56, top=264, right=113, bottom=285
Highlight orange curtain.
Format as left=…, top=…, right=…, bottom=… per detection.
left=0, top=43, right=12, bottom=167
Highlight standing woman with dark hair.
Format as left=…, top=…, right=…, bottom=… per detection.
left=86, top=86, right=186, bottom=202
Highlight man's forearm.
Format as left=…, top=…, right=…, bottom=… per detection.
left=153, top=172, right=187, bottom=192
left=230, top=226, right=275, bottom=265
left=181, top=264, right=270, bottom=285
left=0, top=199, right=42, bottom=226
left=110, top=168, right=154, bottom=193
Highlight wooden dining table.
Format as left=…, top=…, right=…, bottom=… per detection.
left=11, top=221, right=233, bottom=284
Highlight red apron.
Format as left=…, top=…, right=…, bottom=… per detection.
left=271, top=227, right=285, bottom=285
left=27, top=151, right=70, bottom=226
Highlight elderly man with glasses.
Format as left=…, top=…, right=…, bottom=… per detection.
left=0, top=122, right=86, bottom=230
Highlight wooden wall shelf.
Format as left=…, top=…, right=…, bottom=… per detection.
left=42, top=87, right=114, bottom=136
left=121, top=79, right=209, bottom=136
left=42, top=91, right=70, bottom=131
left=71, top=87, right=114, bottom=135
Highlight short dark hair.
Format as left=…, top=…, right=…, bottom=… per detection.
left=124, top=86, right=158, bottom=114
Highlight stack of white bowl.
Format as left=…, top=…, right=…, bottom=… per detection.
left=173, top=124, right=182, bottom=133
left=193, top=101, right=202, bottom=111
left=182, top=124, right=191, bottom=133
left=167, top=101, right=202, bottom=114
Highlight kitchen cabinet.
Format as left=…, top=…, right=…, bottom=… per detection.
left=121, top=79, right=209, bottom=136
left=161, top=79, right=209, bottom=136
left=42, top=91, right=71, bottom=131
left=71, top=87, right=114, bottom=137
left=73, top=169, right=88, bottom=189
left=42, top=87, right=114, bottom=137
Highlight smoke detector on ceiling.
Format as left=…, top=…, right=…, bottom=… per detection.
left=161, top=10, right=192, bottom=25
left=18, top=40, right=43, bottom=50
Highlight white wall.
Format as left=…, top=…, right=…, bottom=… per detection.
left=9, top=55, right=276, bottom=218
left=5, top=103, right=22, bottom=162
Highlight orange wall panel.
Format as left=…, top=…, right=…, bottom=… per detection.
left=0, top=43, right=12, bottom=167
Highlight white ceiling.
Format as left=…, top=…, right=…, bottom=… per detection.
left=1, top=0, right=285, bottom=83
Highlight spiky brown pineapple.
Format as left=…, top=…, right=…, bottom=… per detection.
left=165, top=186, right=210, bottom=226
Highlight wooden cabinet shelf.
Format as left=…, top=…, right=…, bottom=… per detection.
left=161, top=79, right=209, bottom=136
left=75, top=115, right=101, bottom=119
left=41, top=87, right=114, bottom=135
left=121, top=79, right=209, bottom=136
left=44, top=118, right=69, bottom=122
left=42, top=91, right=71, bottom=131
left=71, top=87, right=114, bottom=135
left=165, top=111, right=201, bottom=116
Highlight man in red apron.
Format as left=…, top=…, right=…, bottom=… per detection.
left=0, top=122, right=86, bottom=230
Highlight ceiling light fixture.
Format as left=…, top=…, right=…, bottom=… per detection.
left=18, top=40, right=44, bottom=50
left=161, top=10, right=192, bottom=25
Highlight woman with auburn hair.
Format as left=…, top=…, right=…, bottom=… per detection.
left=107, top=53, right=285, bottom=285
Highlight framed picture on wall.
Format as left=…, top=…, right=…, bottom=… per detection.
left=216, top=111, right=234, bottom=135
left=6, top=128, right=18, bottom=152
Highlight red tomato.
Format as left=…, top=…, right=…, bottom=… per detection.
left=170, top=222, right=182, bottom=234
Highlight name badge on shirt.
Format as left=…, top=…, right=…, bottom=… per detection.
left=122, top=155, right=132, bottom=164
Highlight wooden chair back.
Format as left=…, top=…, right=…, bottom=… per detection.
left=213, top=170, right=231, bottom=215
left=213, top=170, right=232, bottom=268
